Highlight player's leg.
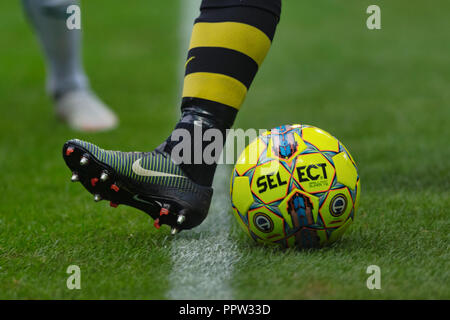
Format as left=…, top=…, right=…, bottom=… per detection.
left=22, top=0, right=118, bottom=132
left=62, top=0, right=282, bottom=232
left=159, top=0, right=281, bottom=187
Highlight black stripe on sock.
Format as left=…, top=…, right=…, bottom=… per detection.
left=196, top=5, right=279, bottom=41
left=200, top=0, right=281, bottom=20
left=185, top=47, right=258, bottom=89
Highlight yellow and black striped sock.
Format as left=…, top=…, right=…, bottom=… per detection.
left=163, top=0, right=282, bottom=186
left=183, top=0, right=281, bottom=122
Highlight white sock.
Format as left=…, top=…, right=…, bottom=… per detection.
left=22, top=0, right=88, bottom=97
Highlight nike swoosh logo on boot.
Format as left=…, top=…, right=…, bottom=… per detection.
left=133, top=194, right=162, bottom=206
left=132, top=158, right=186, bottom=178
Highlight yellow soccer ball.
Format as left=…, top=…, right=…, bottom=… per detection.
left=230, top=124, right=360, bottom=249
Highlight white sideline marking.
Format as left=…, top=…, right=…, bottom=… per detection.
left=168, top=0, right=240, bottom=300
left=168, top=167, right=240, bottom=299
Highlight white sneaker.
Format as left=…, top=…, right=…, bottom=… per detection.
left=55, top=90, right=118, bottom=132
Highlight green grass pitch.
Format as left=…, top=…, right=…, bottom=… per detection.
left=0, top=0, right=448, bottom=299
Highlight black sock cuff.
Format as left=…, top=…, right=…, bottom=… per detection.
left=181, top=98, right=238, bottom=130
left=165, top=121, right=222, bottom=187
